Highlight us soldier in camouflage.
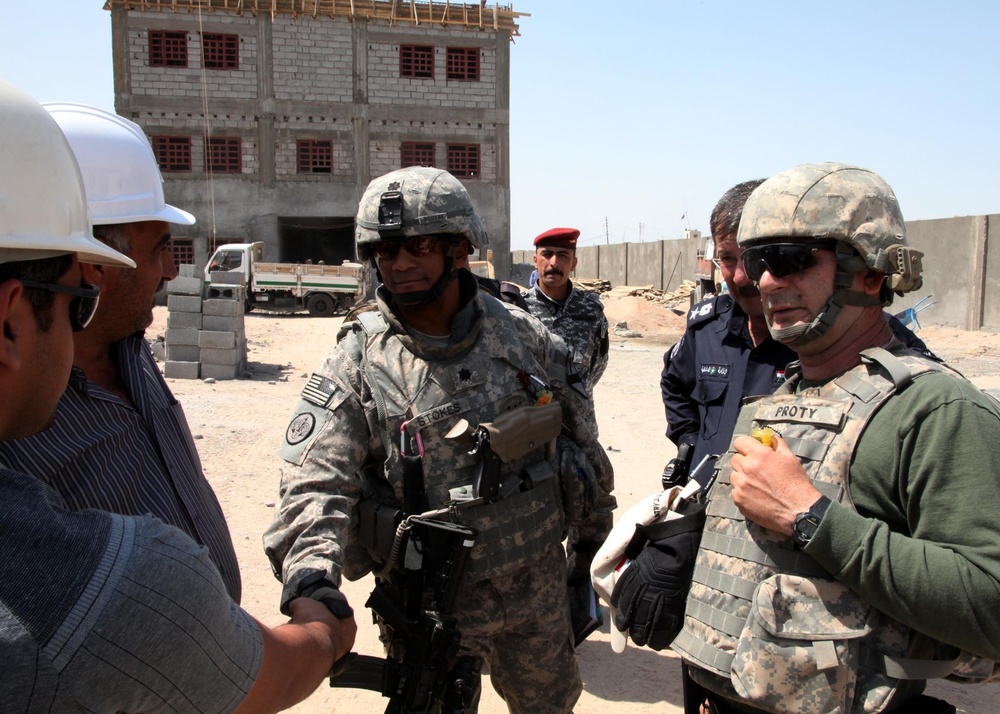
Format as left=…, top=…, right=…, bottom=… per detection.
left=521, top=227, right=609, bottom=437
left=264, top=167, right=615, bottom=713
left=613, top=163, right=1000, bottom=713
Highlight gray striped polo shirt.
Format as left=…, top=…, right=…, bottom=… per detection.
left=0, top=333, right=242, bottom=602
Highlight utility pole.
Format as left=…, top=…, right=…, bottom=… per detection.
left=605, top=216, right=609, bottom=245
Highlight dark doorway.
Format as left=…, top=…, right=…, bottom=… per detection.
left=277, top=216, right=356, bottom=264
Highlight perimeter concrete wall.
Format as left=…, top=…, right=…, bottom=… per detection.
left=513, top=215, right=998, bottom=330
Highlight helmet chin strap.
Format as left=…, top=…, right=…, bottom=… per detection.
left=768, top=247, right=884, bottom=348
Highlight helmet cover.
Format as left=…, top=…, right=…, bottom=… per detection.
left=356, top=167, right=486, bottom=257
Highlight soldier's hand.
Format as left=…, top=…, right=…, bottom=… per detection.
left=730, top=434, right=822, bottom=536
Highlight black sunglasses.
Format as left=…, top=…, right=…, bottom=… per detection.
left=370, top=235, right=441, bottom=261
left=19, top=280, right=101, bottom=332
left=740, top=241, right=837, bottom=283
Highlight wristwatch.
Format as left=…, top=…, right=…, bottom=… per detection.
left=791, top=495, right=832, bottom=549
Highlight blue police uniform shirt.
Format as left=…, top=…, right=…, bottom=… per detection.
left=660, top=294, right=794, bottom=474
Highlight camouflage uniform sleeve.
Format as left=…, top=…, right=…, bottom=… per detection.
left=539, top=324, right=616, bottom=544
left=589, top=299, right=610, bottom=387
left=262, top=345, right=374, bottom=590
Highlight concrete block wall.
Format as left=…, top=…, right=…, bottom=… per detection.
left=274, top=115, right=353, bottom=180
left=163, top=265, right=247, bottom=380
left=519, top=215, right=997, bottom=331
left=367, top=27, right=497, bottom=107
left=272, top=17, right=353, bottom=102
left=128, top=12, right=258, bottom=101
left=369, top=136, right=496, bottom=182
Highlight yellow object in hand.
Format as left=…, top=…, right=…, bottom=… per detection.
left=752, top=427, right=775, bottom=448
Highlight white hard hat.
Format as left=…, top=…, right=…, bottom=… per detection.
left=0, top=80, right=134, bottom=268
left=42, top=102, right=195, bottom=226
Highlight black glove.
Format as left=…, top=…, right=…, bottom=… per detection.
left=610, top=501, right=705, bottom=651
left=280, top=569, right=354, bottom=619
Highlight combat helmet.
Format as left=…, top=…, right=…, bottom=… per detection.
left=737, top=162, right=923, bottom=346
left=355, top=167, right=486, bottom=307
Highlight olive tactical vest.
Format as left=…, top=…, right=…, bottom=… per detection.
left=345, top=298, right=566, bottom=582
left=672, top=347, right=995, bottom=714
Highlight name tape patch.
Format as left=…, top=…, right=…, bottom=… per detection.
left=755, top=403, right=845, bottom=428
left=700, top=364, right=730, bottom=379
left=410, top=398, right=470, bottom=432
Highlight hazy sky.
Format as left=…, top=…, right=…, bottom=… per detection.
left=3, top=1, right=997, bottom=251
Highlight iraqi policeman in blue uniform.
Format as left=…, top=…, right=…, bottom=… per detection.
left=660, top=179, right=934, bottom=487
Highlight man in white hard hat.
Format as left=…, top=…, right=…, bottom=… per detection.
left=0, top=103, right=243, bottom=601
left=0, top=78, right=355, bottom=712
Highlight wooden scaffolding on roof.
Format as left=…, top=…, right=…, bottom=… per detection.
left=102, top=0, right=528, bottom=36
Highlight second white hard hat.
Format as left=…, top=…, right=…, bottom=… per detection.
left=0, top=80, right=134, bottom=268
left=42, top=102, right=195, bottom=226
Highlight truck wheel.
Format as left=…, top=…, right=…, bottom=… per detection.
left=306, top=293, right=336, bottom=317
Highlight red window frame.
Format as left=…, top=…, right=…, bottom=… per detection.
left=446, top=143, right=480, bottom=178
left=152, top=136, right=192, bottom=172
left=202, top=33, right=239, bottom=70
left=401, top=142, right=436, bottom=168
left=170, top=238, right=195, bottom=266
left=297, top=140, right=333, bottom=174
left=446, top=47, right=480, bottom=81
left=400, top=45, right=434, bottom=79
left=205, top=137, right=242, bottom=173
left=149, top=30, right=188, bottom=67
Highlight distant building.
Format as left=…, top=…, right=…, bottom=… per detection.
left=103, top=0, right=524, bottom=274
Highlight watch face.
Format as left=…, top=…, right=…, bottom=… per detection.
left=793, top=513, right=820, bottom=545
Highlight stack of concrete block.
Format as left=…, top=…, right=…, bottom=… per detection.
left=162, top=264, right=248, bottom=380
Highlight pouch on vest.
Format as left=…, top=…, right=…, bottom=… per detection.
left=479, top=401, right=562, bottom=462
left=732, top=573, right=898, bottom=714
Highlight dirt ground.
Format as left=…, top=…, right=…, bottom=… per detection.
left=150, top=295, right=1000, bottom=713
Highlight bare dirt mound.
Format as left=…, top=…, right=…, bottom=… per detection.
left=601, top=294, right=687, bottom=345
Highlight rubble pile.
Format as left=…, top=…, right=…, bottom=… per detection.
left=598, top=280, right=696, bottom=312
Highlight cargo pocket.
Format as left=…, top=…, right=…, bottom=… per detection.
left=694, top=378, right=727, bottom=440
left=731, top=574, right=876, bottom=714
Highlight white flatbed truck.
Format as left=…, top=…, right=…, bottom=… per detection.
left=207, top=242, right=369, bottom=316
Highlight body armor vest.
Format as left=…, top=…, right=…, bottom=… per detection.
left=672, top=346, right=993, bottom=713
left=347, top=297, right=565, bottom=582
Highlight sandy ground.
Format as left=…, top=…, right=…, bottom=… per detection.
left=149, top=296, right=1000, bottom=713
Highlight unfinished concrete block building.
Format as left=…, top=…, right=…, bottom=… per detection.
left=103, top=0, right=524, bottom=275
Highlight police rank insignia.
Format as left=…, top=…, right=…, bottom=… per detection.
left=302, top=373, right=337, bottom=407
left=286, top=413, right=316, bottom=445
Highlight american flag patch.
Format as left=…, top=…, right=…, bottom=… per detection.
left=302, top=373, right=337, bottom=407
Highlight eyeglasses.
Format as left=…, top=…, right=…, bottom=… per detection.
left=711, top=256, right=740, bottom=271
left=19, top=280, right=101, bottom=332
left=370, top=235, right=441, bottom=261
left=740, top=241, right=836, bottom=283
